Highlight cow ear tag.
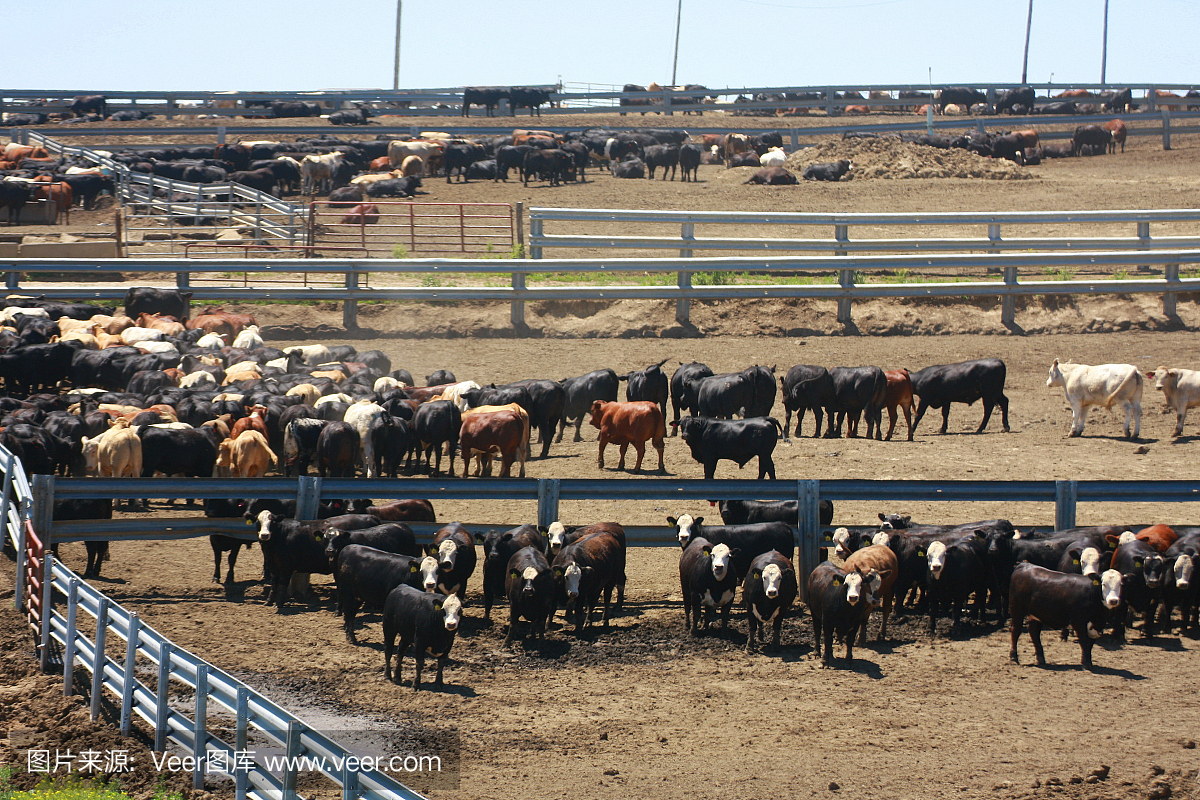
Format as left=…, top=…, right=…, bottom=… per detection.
left=833, top=577, right=842, bottom=586
left=435, top=602, right=442, bottom=610
left=245, top=519, right=254, bottom=526
left=410, top=564, right=418, bottom=573
left=1072, top=558, right=1080, bottom=565
left=753, top=570, right=762, bottom=579
left=1091, top=577, right=1101, bottom=586
left=1134, top=558, right=1143, bottom=568
left=917, top=549, right=925, bottom=557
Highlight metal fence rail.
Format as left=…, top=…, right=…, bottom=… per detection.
left=308, top=201, right=516, bottom=258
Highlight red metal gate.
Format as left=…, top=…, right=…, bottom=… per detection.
left=23, top=520, right=43, bottom=636
left=308, top=201, right=515, bottom=257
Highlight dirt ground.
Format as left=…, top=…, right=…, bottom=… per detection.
left=4, top=112, right=1200, bottom=800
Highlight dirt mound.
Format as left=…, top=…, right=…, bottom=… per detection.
left=784, top=136, right=1034, bottom=180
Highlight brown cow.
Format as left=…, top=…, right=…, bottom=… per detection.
left=1136, top=524, right=1178, bottom=553
left=1103, top=119, right=1127, bottom=153
left=33, top=181, right=73, bottom=224
left=1155, top=90, right=1184, bottom=111
left=883, top=368, right=915, bottom=442
left=230, top=405, right=269, bottom=440
left=339, top=203, right=380, bottom=225
left=368, top=156, right=392, bottom=172
left=459, top=408, right=527, bottom=478
left=1056, top=89, right=1094, bottom=100
left=1011, top=129, right=1039, bottom=149
left=187, top=314, right=237, bottom=337
left=842, top=543, right=898, bottom=642
left=136, top=313, right=186, bottom=337
left=187, top=306, right=257, bottom=336
left=366, top=499, right=436, bottom=522
left=406, top=384, right=454, bottom=404
left=723, top=133, right=751, bottom=166
left=588, top=400, right=665, bottom=473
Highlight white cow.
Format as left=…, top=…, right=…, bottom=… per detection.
left=1148, top=366, right=1200, bottom=437
left=343, top=400, right=385, bottom=478
left=300, top=152, right=344, bottom=195
left=231, top=324, right=263, bottom=350
left=283, top=344, right=333, bottom=367
left=1046, top=359, right=1142, bottom=439
left=195, top=332, right=227, bottom=349
left=387, top=140, right=443, bottom=171
left=119, top=326, right=164, bottom=345
left=759, top=147, right=787, bottom=168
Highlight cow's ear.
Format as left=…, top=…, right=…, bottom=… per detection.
left=473, top=533, right=485, bottom=544
left=667, top=516, right=678, bottom=527
left=426, top=544, right=438, bottom=556
left=582, top=566, right=594, bottom=577
left=553, top=567, right=564, bottom=577
left=878, top=513, right=887, bottom=522
left=702, top=546, right=712, bottom=556
left=694, top=516, right=704, bottom=526
left=876, top=569, right=892, bottom=580
left=833, top=577, right=842, bottom=587
left=1134, top=558, right=1144, bottom=568
left=434, top=601, right=443, bottom=611
left=917, top=549, right=925, bottom=557
left=752, top=569, right=762, bottom=580
left=537, top=525, right=548, bottom=533
left=1091, top=577, right=1101, bottom=586
left=245, top=518, right=254, bottom=526
left=410, top=563, right=418, bottom=573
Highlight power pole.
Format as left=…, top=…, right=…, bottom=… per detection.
left=671, top=0, right=683, bottom=86
left=1100, top=0, right=1109, bottom=83
left=392, top=0, right=402, bottom=91
left=1021, top=0, right=1034, bottom=84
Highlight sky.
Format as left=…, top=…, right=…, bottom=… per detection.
left=11, top=0, right=1199, bottom=94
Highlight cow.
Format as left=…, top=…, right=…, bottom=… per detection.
left=522, top=148, right=573, bottom=186
left=1111, top=537, right=1168, bottom=639
left=477, top=525, right=547, bottom=620
left=936, top=87, right=986, bottom=114
left=80, top=420, right=142, bottom=508
left=509, top=86, right=553, bottom=116
left=925, top=536, right=988, bottom=636
left=413, top=400, right=461, bottom=475
left=443, top=142, right=488, bottom=183
left=123, top=288, right=191, bottom=322
left=807, top=562, right=880, bottom=667
left=669, top=361, right=714, bottom=433
left=504, top=546, right=556, bottom=644
left=1046, top=360, right=1142, bottom=439
left=910, top=358, right=1010, bottom=435
left=1102, top=119, right=1127, bottom=153
left=1148, top=366, right=1200, bottom=436
left=610, top=157, right=646, bottom=178
left=551, top=530, right=623, bottom=631
left=382, top=584, right=461, bottom=689
left=299, top=152, right=345, bottom=195
left=71, top=95, right=107, bottom=118
left=541, top=522, right=627, bottom=606
left=995, top=86, right=1036, bottom=114
left=679, top=538, right=739, bottom=632
left=745, top=167, right=798, bottom=185
left=1160, top=534, right=1200, bottom=632
left=695, top=366, right=776, bottom=420
left=559, top=368, right=619, bottom=442
left=1103, top=87, right=1134, bottom=113
left=323, top=523, right=419, bottom=567
left=420, top=522, right=475, bottom=600
left=780, top=365, right=836, bottom=440
left=462, top=87, right=510, bottom=117
left=270, top=101, right=322, bottom=118
left=826, top=366, right=887, bottom=439
left=387, top=140, right=443, bottom=172
left=315, top=421, right=359, bottom=478
left=365, top=499, right=436, bottom=523
left=718, top=498, right=834, bottom=528
left=458, top=408, right=526, bottom=478
left=333, top=545, right=424, bottom=643
left=0, top=181, right=32, bottom=225
left=1072, top=125, right=1112, bottom=156
left=678, top=143, right=702, bottom=182
left=677, top=415, right=781, bottom=480
left=494, top=378, right=564, bottom=459
left=365, top=176, right=420, bottom=198
left=1009, top=563, right=1123, bottom=669
left=723, top=133, right=751, bottom=166
left=843, top=544, right=899, bottom=642
left=801, top=160, right=852, bottom=181
left=327, top=107, right=370, bottom=126
left=743, top=550, right=798, bottom=651
left=882, top=368, right=915, bottom=441
left=218, top=430, right=276, bottom=478
left=620, top=358, right=670, bottom=420
left=643, top=144, right=679, bottom=180
left=759, top=147, right=787, bottom=168
left=494, top=145, right=533, bottom=182
left=619, top=84, right=656, bottom=115
left=588, top=400, right=665, bottom=473
left=668, top=514, right=793, bottom=580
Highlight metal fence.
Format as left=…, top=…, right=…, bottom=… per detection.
left=307, top=201, right=516, bottom=258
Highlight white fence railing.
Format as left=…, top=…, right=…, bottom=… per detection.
left=6, top=457, right=431, bottom=800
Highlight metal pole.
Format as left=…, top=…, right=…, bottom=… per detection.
left=1021, top=0, right=1034, bottom=84
left=63, top=578, right=79, bottom=696
left=1100, top=0, right=1109, bottom=84
left=670, top=0, right=683, bottom=87
left=91, top=598, right=108, bottom=720
left=392, top=0, right=402, bottom=91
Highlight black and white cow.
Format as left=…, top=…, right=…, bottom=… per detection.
left=504, top=546, right=556, bottom=644
left=668, top=514, right=793, bottom=579
left=1008, top=563, right=1122, bottom=669
left=679, top=537, right=740, bottom=632
left=426, top=522, right=476, bottom=599
left=382, top=584, right=462, bottom=689
left=807, top=561, right=881, bottom=667
left=743, top=550, right=798, bottom=651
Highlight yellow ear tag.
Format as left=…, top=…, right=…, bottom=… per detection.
left=833, top=577, right=842, bottom=586
left=1072, top=559, right=1080, bottom=565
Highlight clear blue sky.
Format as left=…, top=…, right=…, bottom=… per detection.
left=13, top=0, right=1198, bottom=92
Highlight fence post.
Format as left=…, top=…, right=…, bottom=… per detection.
left=297, top=477, right=321, bottom=520
left=342, top=759, right=361, bottom=800
left=193, top=664, right=208, bottom=790
left=6, top=451, right=20, bottom=611
left=1164, top=262, right=1179, bottom=317
left=91, top=597, right=109, bottom=720
left=529, top=214, right=543, bottom=259
left=1162, top=108, right=1172, bottom=151
left=1002, top=266, right=1018, bottom=327
left=514, top=202, right=524, bottom=256
left=510, top=271, right=526, bottom=329
left=537, top=479, right=561, bottom=529
left=343, top=270, right=359, bottom=330
left=235, top=687, right=249, bottom=800
left=63, top=578, right=79, bottom=696
left=33, top=474, right=54, bottom=672
left=796, top=480, right=821, bottom=604
left=120, top=613, right=140, bottom=736
left=677, top=221, right=694, bottom=325
left=283, top=721, right=301, bottom=800
left=155, top=642, right=172, bottom=751
left=833, top=224, right=854, bottom=324
left=217, top=126, right=227, bottom=145
left=1055, top=479, right=1078, bottom=531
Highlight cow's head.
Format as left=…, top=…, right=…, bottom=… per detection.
left=862, top=568, right=888, bottom=607
left=546, top=521, right=568, bottom=554
left=878, top=513, right=910, bottom=529
left=79, top=436, right=99, bottom=475
left=755, top=563, right=784, bottom=599
left=1172, top=553, right=1194, bottom=590
left=512, top=564, right=543, bottom=597
left=839, top=568, right=865, bottom=605
left=926, top=541, right=948, bottom=580
left=554, top=562, right=590, bottom=601
left=1142, top=554, right=1166, bottom=589
left=430, top=538, right=457, bottom=571
left=669, top=514, right=702, bottom=548
left=677, top=416, right=702, bottom=442
left=832, top=527, right=852, bottom=559
left=255, top=510, right=281, bottom=542
left=1148, top=367, right=1173, bottom=390
left=707, top=542, right=735, bottom=581
left=871, top=531, right=891, bottom=547
left=419, top=556, right=440, bottom=592
left=436, top=594, right=462, bottom=632
left=322, top=528, right=348, bottom=560
left=1099, top=569, right=1123, bottom=609
left=1046, top=358, right=1065, bottom=388
left=588, top=400, right=609, bottom=429
left=1078, top=547, right=1103, bottom=577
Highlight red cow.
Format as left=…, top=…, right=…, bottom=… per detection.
left=1103, top=119, right=1127, bottom=153
left=366, top=499, right=436, bottom=522
left=34, top=181, right=73, bottom=224
left=187, top=306, right=257, bottom=336
left=588, top=400, right=665, bottom=473
left=340, top=203, right=380, bottom=225
left=1136, top=524, right=1178, bottom=553
left=459, top=408, right=527, bottom=478
left=230, top=405, right=269, bottom=441
left=883, top=368, right=915, bottom=442
left=368, top=156, right=392, bottom=172
left=1155, top=90, right=1184, bottom=111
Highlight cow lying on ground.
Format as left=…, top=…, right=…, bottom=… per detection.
left=802, top=160, right=852, bottom=181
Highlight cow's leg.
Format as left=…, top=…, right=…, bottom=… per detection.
left=653, top=438, right=665, bottom=472
left=1131, top=400, right=1142, bottom=439
left=617, top=442, right=629, bottom=471
left=1175, top=407, right=1187, bottom=437
left=783, top=405, right=793, bottom=441
left=630, top=442, right=645, bottom=473
left=998, top=392, right=1010, bottom=432
left=758, top=454, right=776, bottom=480
left=978, top=399, right=995, bottom=433
left=1069, top=403, right=1087, bottom=436
left=1029, top=619, right=1047, bottom=665
left=703, top=461, right=717, bottom=480
left=939, top=406, right=951, bottom=434
left=903, top=403, right=914, bottom=441
left=211, top=545, right=223, bottom=583
left=597, top=436, right=608, bottom=469
left=1009, top=613, right=1024, bottom=663
left=811, top=407, right=822, bottom=438
left=912, top=399, right=930, bottom=434
left=885, top=406, right=898, bottom=440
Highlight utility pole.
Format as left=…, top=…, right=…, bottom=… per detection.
left=671, top=0, right=683, bottom=86
left=392, top=0, right=402, bottom=91
left=1021, top=0, right=1033, bottom=84
left=1100, top=0, right=1109, bottom=83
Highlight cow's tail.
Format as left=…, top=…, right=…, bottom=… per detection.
left=768, top=417, right=784, bottom=436
left=1104, top=368, right=1143, bottom=407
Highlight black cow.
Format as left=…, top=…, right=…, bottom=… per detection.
left=807, top=562, right=878, bottom=666
left=925, top=535, right=989, bottom=636
left=53, top=498, right=113, bottom=579
left=610, top=157, right=645, bottom=179
left=413, top=400, right=461, bottom=475
left=324, top=523, right=419, bottom=566
left=678, top=143, right=702, bottom=181
left=0, top=343, right=75, bottom=395
left=909, top=358, right=1010, bottom=435
left=494, top=145, right=533, bottom=182
left=334, top=545, right=424, bottom=643
left=801, top=160, right=852, bottom=181
left=282, top=417, right=328, bottom=477
left=695, top=365, right=776, bottom=419
left=1103, top=87, right=1133, bottom=113
left=619, top=84, right=655, bottom=115
left=1039, top=101, right=1078, bottom=115
left=827, top=366, right=887, bottom=439
left=498, top=379, right=564, bottom=458
left=316, top=421, right=359, bottom=478
left=462, top=87, right=510, bottom=117
left=551, top=530, right=623, bottom=631
left=678, top=416, right=782, bottom=480
left=138, top=425, right=217, bottom=495
left=668, top=514, right=793, bottom=580
left=1009, top=563, right=1123, bottom=669
left=509, top=87, right=553, bottom=116
left=718, top=498, right=834, bottom=528
left=476, top=525, right=547, bottom=620
left=679, top=537, right=740, bottom=632
left=252, top=511, right=380, bottom=608
left=444, top=142, right=488, bottom=183
left=937, top=87, right=986, bottom=114
left=465, top=159, right=497, bottom=180
left=71, top=95, right=107, bottom=117
left=327, top=108, right=370, bottom=126
left=382, top=584, right=462, bottom=689
left=643, top=144, right=679, bottom=180
left=669, top=361, right=714, bottom=432
left=1072, top=125, right=1112, bottom=156
left=270, top=101, right=322, bottom=118
left=1110, top=538, right=1167, bottom=639
left=365, top=177, right=420, bottom=198
left=371, top=414, right=413, bottom=478
left=426, top=369, right=456, bottom=386
left=621, top=358, right=670, bottom=420
left=743, top=550, right=798, bottom=651
left=745, top=167, right=798, bottom=185
left=559, top=368, right=619, bottom=442
left=426, top=522, right=476, bottom=599
left=504, top=546, right=556, bottom=644
left=522, top=149, right=572, bottom=186
left=780, top=364, right=836, bottom=439
left=1159, top=533, right=1200, bottom=632
left=0, top=182, right=31, bottom=225
left=995, top=86, right=1036, bottom=114
left=122, top=288, right=191, bottom=321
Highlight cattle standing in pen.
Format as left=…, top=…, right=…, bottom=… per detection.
left=743, top=550, right=797, bottom=651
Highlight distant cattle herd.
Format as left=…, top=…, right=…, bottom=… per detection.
left=0, top=289, right=1196, bottom=686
